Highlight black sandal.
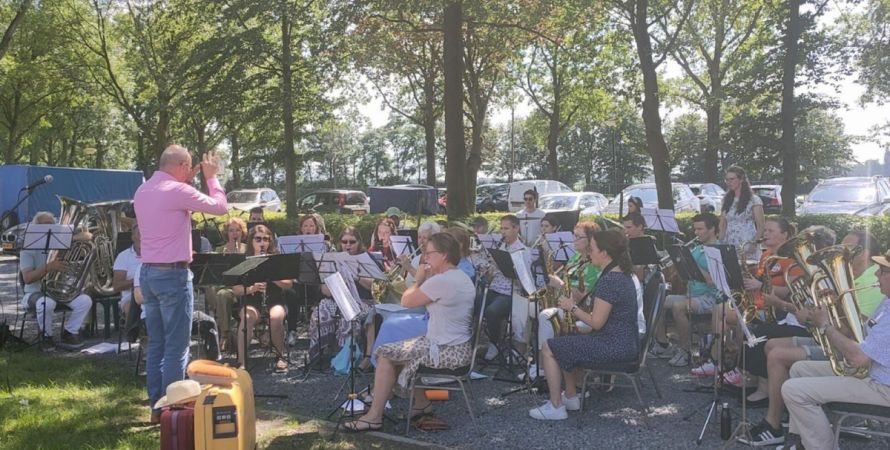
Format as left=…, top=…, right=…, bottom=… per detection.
left=341, top=418, right=382, bottom=433
left=409, top=401, right=434, bottom=422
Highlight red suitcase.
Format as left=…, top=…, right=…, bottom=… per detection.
left=160, top=403, right=195, bottom=450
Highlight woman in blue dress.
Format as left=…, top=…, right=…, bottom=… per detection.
left=530, top=228, right=640, bottom=420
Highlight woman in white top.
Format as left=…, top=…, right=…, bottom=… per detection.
left=342, top=232, right=475, bottom=432
left=719, top=165, right=765, bottom=259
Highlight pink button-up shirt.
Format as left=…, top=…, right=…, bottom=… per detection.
left=134, top=171, right=228, bottom=264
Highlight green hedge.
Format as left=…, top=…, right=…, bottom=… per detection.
left=195, top=211, right=890, bottom=252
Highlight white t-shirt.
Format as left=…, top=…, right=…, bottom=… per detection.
left=632, top=274, right=646, bottom=336
left=516, top=208, right=545, bottom=246
left=113, top=246, right=141, bottom=305
left=133, top=262, right=146, bottom=319
left=420, top=268, right=475, bottom=346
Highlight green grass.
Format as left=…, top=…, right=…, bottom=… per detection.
left=0, top=351, right=158, bottom=450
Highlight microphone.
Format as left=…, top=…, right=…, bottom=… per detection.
left=23, top=175, right=53, bottom=191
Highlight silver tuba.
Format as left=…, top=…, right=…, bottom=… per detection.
left=44, top=196, right=129, bottom=302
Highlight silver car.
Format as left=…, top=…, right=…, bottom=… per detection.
left=604, top=183, right=701, bottom=214
left=799, top=176, right=890, bottom=216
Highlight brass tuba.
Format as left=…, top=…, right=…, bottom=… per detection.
left=44, top=196, right=127, bottom=302
left=806, top=244, right=869, bottom=378
left=778, top=231, right=820, bottom=311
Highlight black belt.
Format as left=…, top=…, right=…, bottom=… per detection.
left=144, top=262, right=189, bottom=269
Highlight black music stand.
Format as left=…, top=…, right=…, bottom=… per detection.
left=485, top=248, right=527, bottom=384
left=548, top=209, right=580, bottom=233
left=545, top=232, right=576, bottom=263
left=223, top=253, right=300, bottom=379
left=191, top=253, right=245, bottom=359
left=295, top=251, right=338, bottom=378
left=629, top=236, right=661, bottom=266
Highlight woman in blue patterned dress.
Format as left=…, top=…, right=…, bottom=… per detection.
left=530, top=228, right=639, bottom=421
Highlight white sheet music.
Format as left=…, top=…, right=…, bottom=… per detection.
left=277, top=234, right=325, bottom=254
left=477, top=233, right=503, bottom=250
left=640, top=208, right=681, bottom=234
left=23, top=224, right=74, bottom=251
left=389, top=235, right=415, bottom=258
left=704, top=246, right=732, bottom=299
left=545, top=231, right=576, bottom=262
left=346, top=252, right=388, bottom=281
left=325, top=272, right=361, bottom=322
left=511, top=250, right=536, bottom=295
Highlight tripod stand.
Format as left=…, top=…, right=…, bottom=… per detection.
left=487, top=248, right=529, bottom=384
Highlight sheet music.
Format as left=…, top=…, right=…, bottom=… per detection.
left=511, top=250, right=536, bottom=295
left=347, top=252, right=388, bottom=281
left=278, top=234, right=325, bottom=254
left=704, top=246, right=732, bottom=299
left=640, top=207, right=681, bottom=234
left=477, top=233, right=503, bottom=250
left=323, top=251, right=362, bottom=301
left=545, top=231, right=576, bottom=262
left=325, top=272, right=362, bottom=322
left=23, top=224, right=74, bottom=250
left=389, top=235, right=415, bottom=258
left=311, top=251, right=338, bottom=277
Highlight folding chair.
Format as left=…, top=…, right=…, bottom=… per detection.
left=826, top=402, right=890, bottom=447
left=17, top=293, right=72, bottom=343
left=405, top=295, right=487, bottom=434
left=577, top=271, right=667, bottom=418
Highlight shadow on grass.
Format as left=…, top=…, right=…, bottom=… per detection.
left=0, top=351, right=158, bottom=450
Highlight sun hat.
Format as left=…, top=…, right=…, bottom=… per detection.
left=153, top=380, right=202, bottom=409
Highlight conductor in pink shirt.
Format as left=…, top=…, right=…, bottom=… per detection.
left=134, top=144, right=228, bottom=422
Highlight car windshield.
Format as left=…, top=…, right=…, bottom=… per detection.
left=477, top=185, right=503, bottom=197
left=753, top=187, right=777, bottom=197
left=807, top=183, right=875, bottom=203
left=227, top=191, right=259, bottom=203
left=540, top=195, right=579, bottom=210
left=618, top=187, right=659, bottom=205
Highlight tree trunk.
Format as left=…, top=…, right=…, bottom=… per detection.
left=95, top=137, right=105, bottom=169
left=230, top=126, right=241, bottom=188
left=546, top=108, right=560, bottom=181
left=780, top=0, right=800, bottom=217
left=632, top=0, right=674, bottom=209
left=280, top=1, right=298, bottom=218
left=155, top=102, right=170, bottom=163
left=423, top=102, right=437, bottom=186
left=443, top=0, right=468, bottom=219
left=0, top=0, right=31, bottom=63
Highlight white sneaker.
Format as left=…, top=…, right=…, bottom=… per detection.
left=668, top=350, right=690, bottom=367
left=648, top=342, right=675, bottom=359
left=529, top=400, right=568, bottom=420
left=561, top=392, right=581, bottom=411
left=484, top=343, right=499, bottom=361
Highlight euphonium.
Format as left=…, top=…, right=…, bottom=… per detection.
left=807, top=244, right=869, bottom=378
left=372, top=247, right=418, bottom=303
left=778, top=231, right=820, bottom=311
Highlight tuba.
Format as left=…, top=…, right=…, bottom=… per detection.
left=778, top=231, right=821, bottom=312
left=44, top=196, right=127, bottom=302
left=807, top=244, right=869, bottom=378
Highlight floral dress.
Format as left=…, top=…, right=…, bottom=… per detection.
left=722, top=194, right=762, bottom=260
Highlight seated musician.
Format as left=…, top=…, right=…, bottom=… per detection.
left=307, top=226, right=375, bottom=364
left=478, top=214, right=530, bottom=361
left=210, top=217, right=248, bottom=352
left=113, top=219, right=142, bottom=322
left=342, top=232, right=475, bottom=432
left=652, top=212, right=721, bottom=368
left=248, top=206, right=264, bottom=224
left=741, top=230, right=881, bottom=446
left=530, top=229, right=639, bottom=420
left=536, top=221, right=601, bottom=352
left=228, top=225, right=293, bottom=372
left=622, top=212, right=647, bottom=283
left=695, top=218, right=803, bottom=379
left=402, top=221, right=442, bottom=286
left=19, top=212, right=92, bottom=351
left=779, top=249, right=890, bottom=450
left=740, top=225, right=834, bottom=400
left=369, top=217, right=397, bottom=269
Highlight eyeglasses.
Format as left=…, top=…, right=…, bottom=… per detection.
left=341, top=239, right=357, bottom=245
left=524, top=197, right=535, bottom=201
left=253, top=236, right=271, bottom=243
left=426, top=250, right=442, bottom=256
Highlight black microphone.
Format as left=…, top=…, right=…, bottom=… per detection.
left=23, top=175, right=53, bottom=191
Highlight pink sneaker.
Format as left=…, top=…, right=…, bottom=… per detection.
left=690, top=361, right=715, bottom=377
left=722, top=369, right=744, bottom=387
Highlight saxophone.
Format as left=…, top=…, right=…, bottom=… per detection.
left=559, top=258, right=588, bottom=335
left=807, top=245, right=869, bottom=378
left=757, top=254, right=786, bottom=323
left=736, top=238, right=764, bottom=322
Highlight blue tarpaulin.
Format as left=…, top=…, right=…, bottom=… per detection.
left=0, top=165, right=144, bottom=225
left=368, top=185, right=439, bottom=215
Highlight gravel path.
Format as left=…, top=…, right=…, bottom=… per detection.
left=1, top=253, right=887, bottom=449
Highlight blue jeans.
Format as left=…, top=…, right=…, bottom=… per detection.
left=140, top=265, right=194, bottom=410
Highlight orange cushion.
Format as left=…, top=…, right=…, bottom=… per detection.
left=187, top=360, right=237, bottom=385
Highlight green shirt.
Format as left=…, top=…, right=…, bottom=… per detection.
left=566, top=252, right=601, bottom=291
left=688, top=243, right=721, bottom=299
left=855, top=264, right=883, bottom=317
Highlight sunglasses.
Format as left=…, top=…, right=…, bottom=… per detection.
left=341, top=239, right=357, bottom=244
left=524, top=197, right=535, bottom=201
left=253, top=236, right=271, bottom=243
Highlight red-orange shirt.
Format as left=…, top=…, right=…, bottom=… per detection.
left=751, top=249, right=802, bottom=309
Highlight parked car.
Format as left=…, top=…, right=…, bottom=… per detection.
left=296, top=189, right=369, bottom=215
left=474, top=180, right=573, bottom=212
left=539, top=192, right=610, bottom=215
left=476, top=183, right=507, bottom=212
left=227, top=188, right=282, bottom=213
left=689, top=183, right=725, bottom=213
left=437, top=188, right=447, bottom=213
left=751, top=184, right=783, bottom=214
left=604, top=183, right=701, bottom=214
left=798, top=176, right=890, bottom=216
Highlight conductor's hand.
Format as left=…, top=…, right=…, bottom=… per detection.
left=201, top=151, right=221, bottom=179
left=558, top=295, right=575, bottom=311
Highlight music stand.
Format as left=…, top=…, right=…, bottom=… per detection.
left=545, top=231, right=576, bottom=262
left=485, top=248, right=529, bottom=384
left=389, top=235, right=415, bottom=259
left=191, top=254, right=246, bottom=287
left=548, top=210, right=580, bottom=233
left=294, top=251, right=338, bottom=377
left=397, top=228, right=418, bottom=243
left=629, top=236, right=661, bottom=266
left=640, top=207, right=681, bottom=234
left=23, top=224, right=77, bottom=347
left=277, top=234, right=325, bottom=254
left=666, top=244, right=707, bottom=284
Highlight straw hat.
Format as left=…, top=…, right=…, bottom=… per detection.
left=153, top=380, right=202, bottom=409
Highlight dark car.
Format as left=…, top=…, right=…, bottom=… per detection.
left=752, top=185, right=783, bottom=214
left=475, top=183, right=507, bottom=212
left=799, top=176, right=890, bottom=216
left=296, top=189, right=369, bottom=215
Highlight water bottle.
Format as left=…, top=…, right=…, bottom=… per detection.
left=720, top=402, right=732, bottom=440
